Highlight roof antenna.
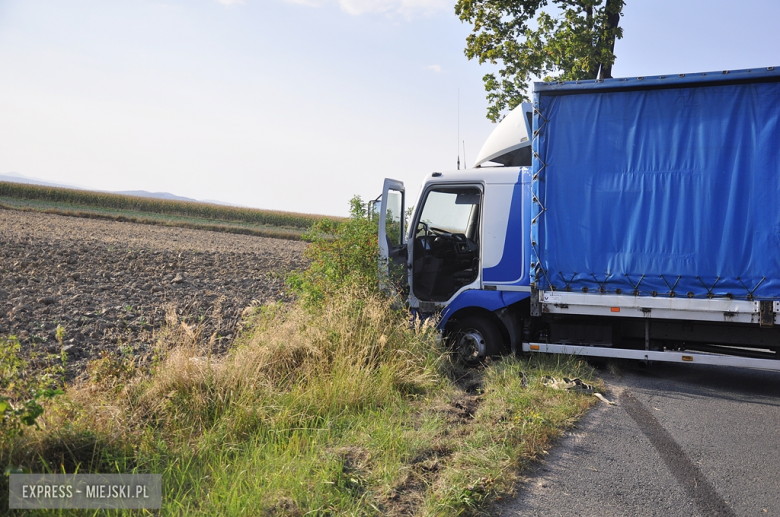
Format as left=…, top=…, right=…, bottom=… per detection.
left=463, top=140, right=467, bottom=170
left=457, top=88, right=460, bottom=170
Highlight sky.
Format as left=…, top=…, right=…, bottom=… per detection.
left=0, top=0, right=778, bottom=217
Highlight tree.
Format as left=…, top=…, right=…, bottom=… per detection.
left=455, top=0, right=624, bottom=121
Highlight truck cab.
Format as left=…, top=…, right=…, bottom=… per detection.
left=378, top=103, right=534, bottom=361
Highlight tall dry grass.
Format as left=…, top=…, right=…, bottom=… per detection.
left=55, top=288, right=442, bottom=451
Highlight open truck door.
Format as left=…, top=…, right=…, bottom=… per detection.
left=377, top=178, right=407, bottom=294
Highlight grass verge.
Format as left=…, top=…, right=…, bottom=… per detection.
left=1, top=288, right=597, bottom=515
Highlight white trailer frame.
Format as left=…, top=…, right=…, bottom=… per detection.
left=537, top=290, right=780, bottom=326
left=522, top=342, right=780, bottom=371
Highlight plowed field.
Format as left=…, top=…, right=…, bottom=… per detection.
left=0, top=208, right=308, bottom=378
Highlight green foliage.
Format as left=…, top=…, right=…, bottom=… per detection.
left=55, top=324, right=66, bottom=346
left=456, top=0, right=624, bottom=121
left=0, top=336, right=63, bottom=446
left=288, top=196, right=380, bottom=307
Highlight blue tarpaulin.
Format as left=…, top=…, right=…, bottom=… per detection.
left=531, top=70, right=780, bottom=300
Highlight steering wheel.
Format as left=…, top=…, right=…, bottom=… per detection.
left=418, top=223, right=464, bottom=245
left=428, top=227, right=454, bottom=238
left=419, top=222, right=450, bottom=237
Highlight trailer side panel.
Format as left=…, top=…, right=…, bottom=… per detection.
left=531, top=74, right=780, bottom=301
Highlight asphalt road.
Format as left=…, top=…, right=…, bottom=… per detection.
left=497, top=361, right=780, bottom=516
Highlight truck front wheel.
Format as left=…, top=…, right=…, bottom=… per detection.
left=450, top=316, right=504, bottom=364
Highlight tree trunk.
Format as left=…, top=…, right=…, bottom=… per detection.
left=597, top=0, right=621, bottom=79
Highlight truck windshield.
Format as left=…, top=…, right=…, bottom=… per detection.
left=418, top=189, right=480, bottom=238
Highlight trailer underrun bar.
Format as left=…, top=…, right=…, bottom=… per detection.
left=523, top=343, right=780, bottom=371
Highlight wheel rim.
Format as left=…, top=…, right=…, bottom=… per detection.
left=455, top=329, right=487, bottom=362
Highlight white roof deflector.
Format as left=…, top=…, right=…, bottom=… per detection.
left=473, top=103, right=533, bottom=168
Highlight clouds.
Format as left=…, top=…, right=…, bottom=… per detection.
left=281, top=0, right=450, bottom=17
left=216, top=0, right=245, bottom=5
left=425, top=64, right=442, bottom=73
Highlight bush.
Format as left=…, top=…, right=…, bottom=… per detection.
left=0, top=336, right=63, bottom=464
left=287, top=196, right=379, bottom=308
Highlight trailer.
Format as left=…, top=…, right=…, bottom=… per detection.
left=377, top=66, right=780, bottom=369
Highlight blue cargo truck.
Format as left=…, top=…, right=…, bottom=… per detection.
left=378, top=66, right=780, bottom=370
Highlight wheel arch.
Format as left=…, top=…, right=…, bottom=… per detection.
left=442, top=297, right=530, bottom=354
left=443, top=307, right=511, bottom=352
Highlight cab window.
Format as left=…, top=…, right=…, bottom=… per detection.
left=412, top=187, right=481, bottom=301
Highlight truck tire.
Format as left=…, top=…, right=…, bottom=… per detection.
left=450, top=316, right=504, bottom=364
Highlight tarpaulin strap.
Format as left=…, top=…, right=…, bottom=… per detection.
left=532, top=151, right=547, bottom=180
left=660, top=275, right=682, bottom=297
left=738, top=276, right=766, bottom=301
left=531, top=104, right=548, bottom=195
left=559, top=272, right=577, bottom=291
left=532, top=248, right=552, bottom=288
left=533, top=264, right=549, bottom=288
left=531, top=193, right=546, bottom=225
left=532, top=105, right=549, bottom=139
left=696, top=276, right=721, bottom=299
left=531, top=103, right=549, bottom=286
left=625, top=274, right=646, bottom=295
left=591, top=273, right=613, bottom=293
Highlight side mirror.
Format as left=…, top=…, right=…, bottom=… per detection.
left=368, top=195, right=381, bottom=222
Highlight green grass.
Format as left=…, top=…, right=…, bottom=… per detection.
left=1, top=290, right=598, bottom=516
left=0, top=182, right=346, bottom=240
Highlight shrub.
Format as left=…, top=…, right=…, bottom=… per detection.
left=0, top=336, right=63, bottom=463
left=288, top=196, right=379, bottom=308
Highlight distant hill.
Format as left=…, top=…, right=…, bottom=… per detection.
left=0, top=172, right=88, bottom=190
left=1, top=172, right=231, bottom=206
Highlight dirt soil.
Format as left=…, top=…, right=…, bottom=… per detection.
left=0, top=209, right=308, bottom=379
